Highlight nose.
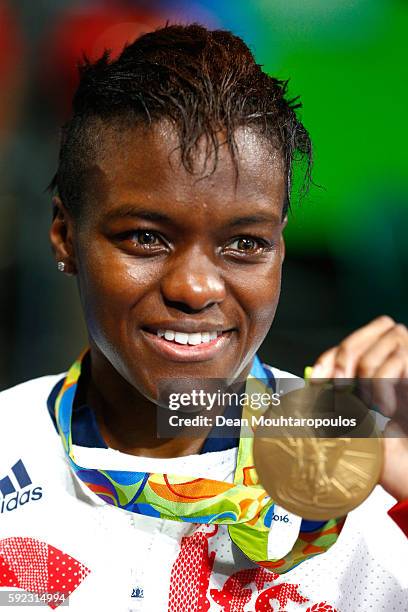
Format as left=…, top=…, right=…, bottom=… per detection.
left=160, top=246, right=226, bottom=312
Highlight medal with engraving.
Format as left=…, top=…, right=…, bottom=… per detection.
left=253, top=382, right=383, bottom=520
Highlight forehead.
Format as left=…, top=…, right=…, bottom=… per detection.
left=85, top=121, right=286, bottom=220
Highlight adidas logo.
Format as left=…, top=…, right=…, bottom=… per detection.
left=131, top=587, right=144, bottom=599
left=0, top=459, right=42, bottom=514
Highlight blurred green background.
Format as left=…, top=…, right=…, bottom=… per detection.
left=0, top=0, right=406, bottom=388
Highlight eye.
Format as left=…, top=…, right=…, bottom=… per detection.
left=225, top=236, right=273, bottom=255
left=133, top=230, right=160, bottom=246
left=116, top=229, right=168, bottom=253
left=231, top=237, right=258, bottom=252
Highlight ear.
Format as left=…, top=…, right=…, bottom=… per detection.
left=49, top=196, right=78, bottom=276
left=280, top=215, right=288, bottom=263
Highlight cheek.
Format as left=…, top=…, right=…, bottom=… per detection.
left=76, top=247, right=155, bottom=338
left=229, top=259, right=282, bottom=378
left=233, top=257, right=283, bottom=339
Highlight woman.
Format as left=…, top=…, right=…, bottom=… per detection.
left=0, top=24, right=407, bottom=611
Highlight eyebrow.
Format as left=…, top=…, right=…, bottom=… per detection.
left=226, top=214, right=281, bottom=228
left=104, top=207, right=172, bottom=224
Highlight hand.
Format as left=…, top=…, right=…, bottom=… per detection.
left=311, top=316, right=408, bottom=502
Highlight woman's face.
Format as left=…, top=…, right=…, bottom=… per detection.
left=51, top=122, right=287, bottom=402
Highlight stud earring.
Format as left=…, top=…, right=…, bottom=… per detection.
left=57, top=261, right=66, bottom=272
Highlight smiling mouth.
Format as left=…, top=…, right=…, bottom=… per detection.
left=145, top=328, right=224, bottom=346
left=141, top=327, right=235, bottom=361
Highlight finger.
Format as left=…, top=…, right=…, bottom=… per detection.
left=371, top=348, right=408, bottom=417
left=355, top=323, right=408, bottom=378
left=311, top=346, right=338, bottom=380
left=312, top=316, right=396, bottom=379
left=333, top=316, right=397, bottom=378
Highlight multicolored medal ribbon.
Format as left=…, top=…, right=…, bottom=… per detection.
left=54, top=352, right=346, bottom=573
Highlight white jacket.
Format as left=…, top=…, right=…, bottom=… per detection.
left=0, top=372, right=407, bottom=611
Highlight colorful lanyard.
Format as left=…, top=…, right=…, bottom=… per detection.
left=54, top=352, right=346, bottom=573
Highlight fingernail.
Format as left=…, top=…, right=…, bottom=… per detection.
left=311, top=364, right=323, bottom=379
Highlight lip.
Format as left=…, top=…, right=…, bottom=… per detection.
left=140, top=329, right=234, bottom=362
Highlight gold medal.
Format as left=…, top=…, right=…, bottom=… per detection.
left=253, top=381, right=383, bottom=521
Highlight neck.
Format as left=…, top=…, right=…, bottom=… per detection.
left=86, top=348, right=211, bottom=458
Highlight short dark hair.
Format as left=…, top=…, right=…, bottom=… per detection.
left=49, top=23, right=312, bottom=219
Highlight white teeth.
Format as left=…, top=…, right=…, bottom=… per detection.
left=156, top=329, right=223, bottom=345
left=174, top=332, right=188, bottom=344
left=188, top=333, right=202, bottom=345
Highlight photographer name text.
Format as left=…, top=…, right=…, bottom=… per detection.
left=167, top=414, right=357, bottom=428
